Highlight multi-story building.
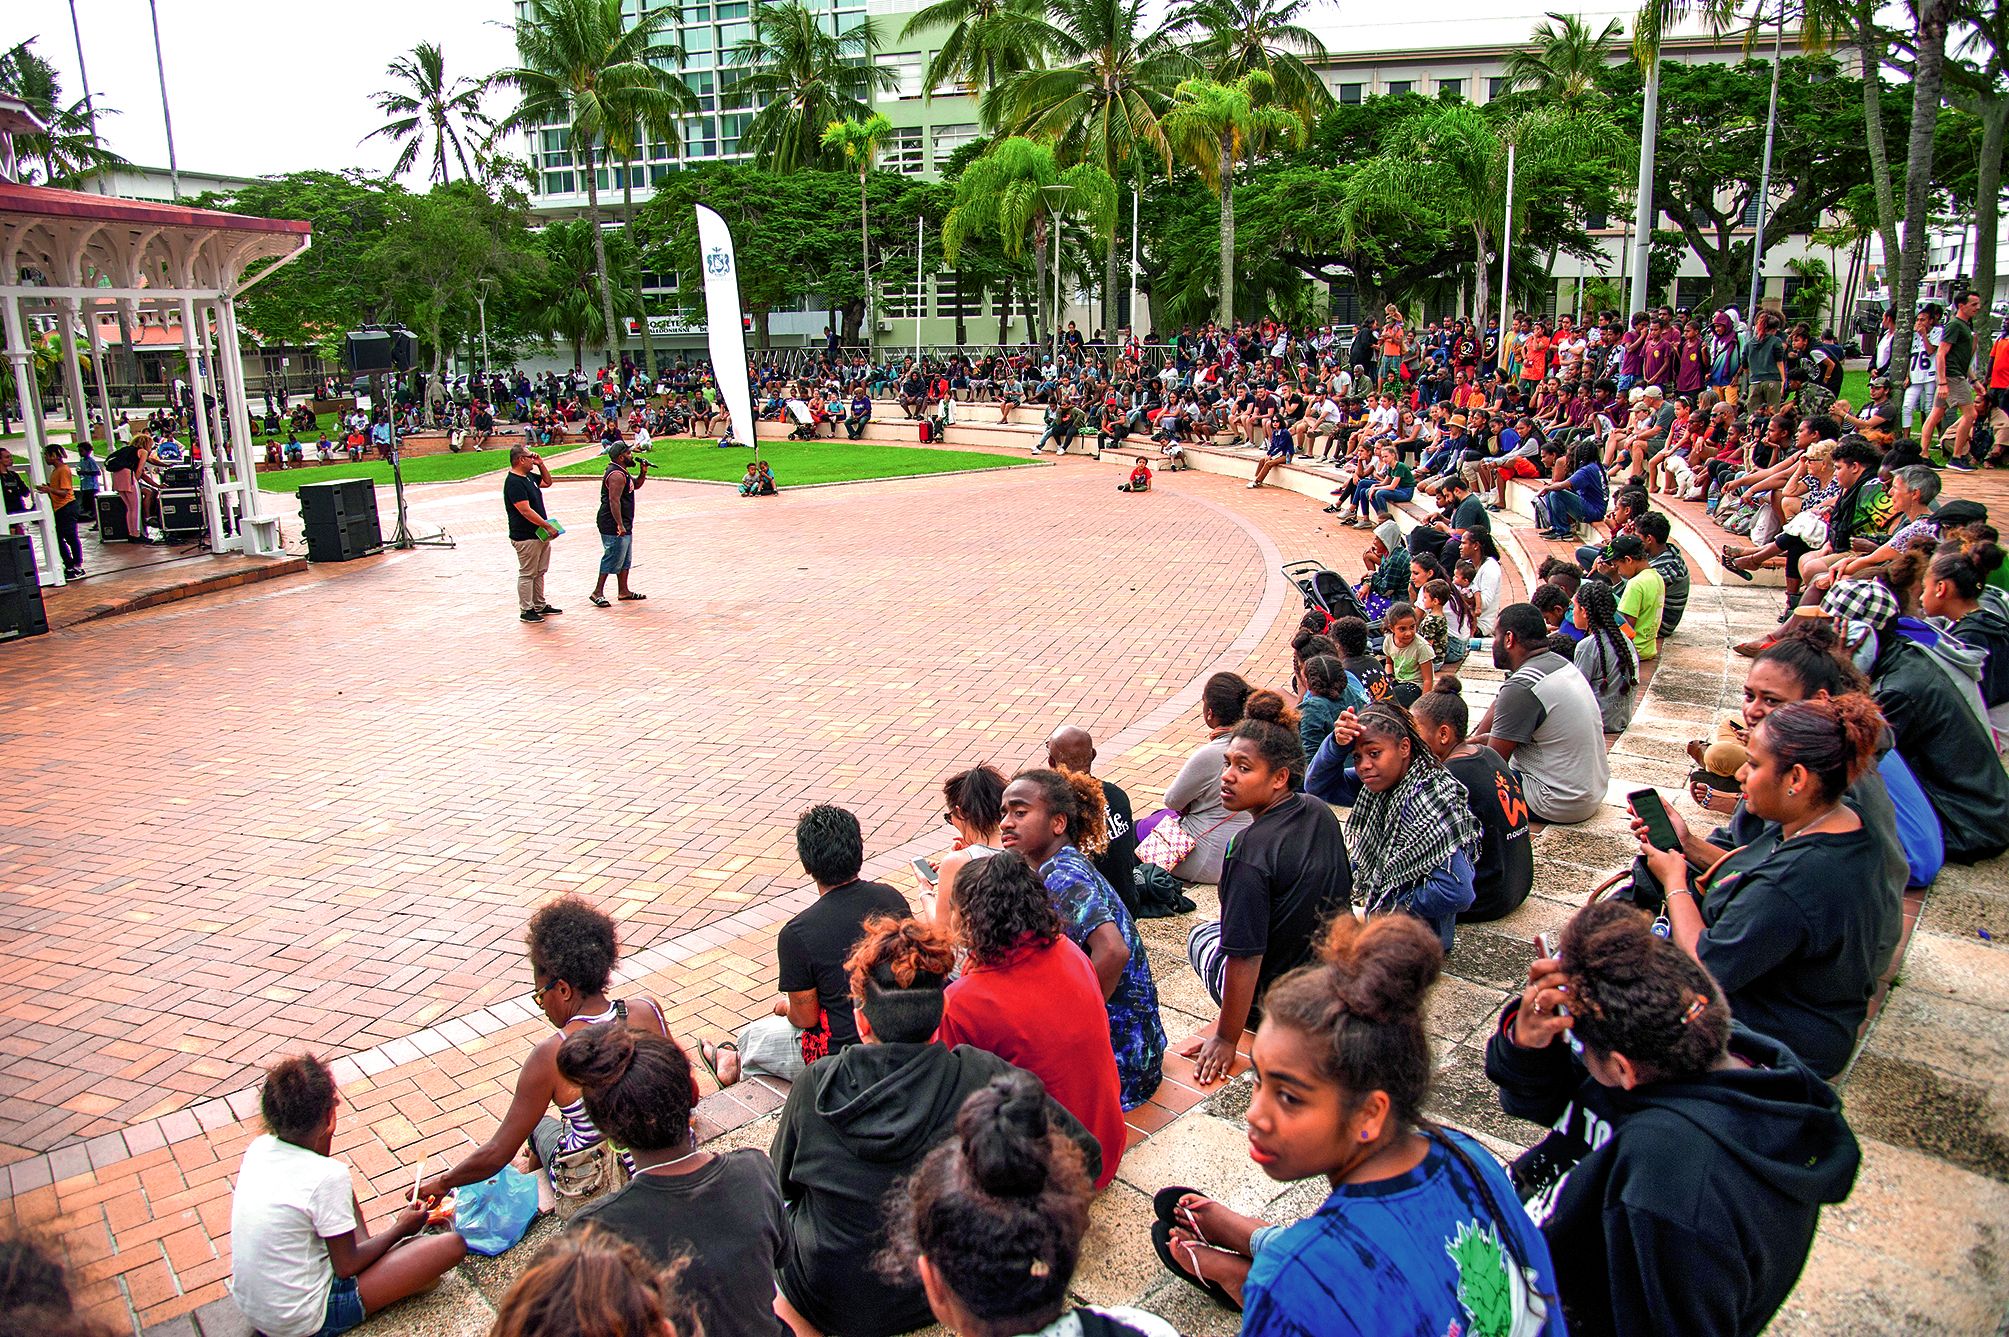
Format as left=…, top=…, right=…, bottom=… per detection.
left=517, top=0, right=1885, bottom=352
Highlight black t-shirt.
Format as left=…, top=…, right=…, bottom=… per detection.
left=104, top=445, right=140, bottom=473
left=1344, top=652, right=1395, bottom=705
left=1446, top=747, right=1534, bottom=921
left=503, top=470, right=547, bottom=541
left=570, top=1149, right=788, bottom=1337
left=1217, top=793, right=1354, bottom=1008
left=1446, top=492, right=1491, bottom=534
left=777, top=879, right=911, bottom=1062
left=595, top=463, right=635, bottom=535
left=1097, top=780, right=1139, bottom=912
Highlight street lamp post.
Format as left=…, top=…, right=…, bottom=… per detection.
left=1745, top=0, right=1787, bottom=317
left=1497, top=139, right=1518, bottom=350
left=477, top=279, right=493, bottom=373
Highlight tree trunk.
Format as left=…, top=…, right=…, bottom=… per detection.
left=624, top=161, right=657, bottom=377
left=1031, top=215, right=1050, bottom=349
left=1857, top=3, right=1903, bottom=313
left=1885, top=0, right=1951, bottom=382
left=998, top=276, right=1014, bottom=344
left=1971, top=96, right=2005, bottom=342
left=580, top=138, right=623, bottom=371
left=861, top=168, right=873, bottom=354
left=1217, top=152, right=1236, bottom=330
left=1102, top=227, right=1119, bottom=339
left=1471, top=225, right=1491, bottom=334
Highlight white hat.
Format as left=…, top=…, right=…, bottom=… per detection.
left=1642, top=384, right=1664, bottom=399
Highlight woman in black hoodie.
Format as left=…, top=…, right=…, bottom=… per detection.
left=770, top=916, right=1100, bottom=1337
left=1486, top=899, right=1861, bottom=1337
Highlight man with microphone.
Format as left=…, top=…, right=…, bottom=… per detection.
left=590, top=436, right=649, bottom=607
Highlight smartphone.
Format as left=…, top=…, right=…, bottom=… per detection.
left=911, top=857, right=938, bottom=888
left=1628, top=788, right=1682, bottom=852
left=1534, top=931, right=1559, bottom=961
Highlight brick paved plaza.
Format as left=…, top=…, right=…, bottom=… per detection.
left=3, top=449, right=2005, bottom=1336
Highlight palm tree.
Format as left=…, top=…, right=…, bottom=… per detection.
left=730, top=2, right=898, bottom=173
left=905, top=0, right=1050, bottom=98
left=943, top=136, right=1115, bottom=346
left=1166, top=0, right=1332, bottom=120
left=1339, top=102, right=1621, bottom=328
left=495, top=0, right=688, bottom=368
left=1163, top=73, right=1307, bottom=327
left=602, top=77, right=699, bottom=377
left=363, top=41, right=494, bottom=185
left=0, top=39, right=125, bottom=186
left=535, top=218, right=640, bottom=368
left=1505, top=13, right=1624, bottom=101
left=822, top=115, right=895, bottom=349
left=985, top=0, right=1195, bottom=329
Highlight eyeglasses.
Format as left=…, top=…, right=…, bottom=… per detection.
left=941, top=810, right=958, bottom=826
left=527, top=978, right=555, bottom=1006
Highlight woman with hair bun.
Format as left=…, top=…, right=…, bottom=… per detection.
left=1184, top=691, right=1353, bottom=1086
left=1157, top=915, right=1561, bottom=1334
left=1000, top=768, right=1166, bottom=1110
left=1923, top=540, right=2009, bottom=732
left=1152, top=672, right=1256, bottom=885
left=884, top=1071, right=1177, bottom=1337
left=937, top=852, right=1129, bottom=1190
left=1632, top=693, right=1895, bottom=1078
left=1487, top=900, right=1860, bottom=1337
left=490, top=1226, right=694, bottom=1337
left=771, top=917, right=1100, bottom=1337
left=557, top=1026, right=786, bottom=1337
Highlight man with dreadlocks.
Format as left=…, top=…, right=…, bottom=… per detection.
left=1343, top=701, right=1482, bottom=950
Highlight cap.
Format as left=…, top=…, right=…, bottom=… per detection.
left=1642, top=384, right=1664, bottom=399
left=1868, top=375, right=1891, bottom=389
left=1822, top=579, right=1898, bottom=628
left=1608, top=534, right=1647, bottom=560
left=603, top=439, right=631, bottom=456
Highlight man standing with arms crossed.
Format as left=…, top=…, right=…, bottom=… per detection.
left=590, top=438, right=648, bottom=607
left=504, top=444, right=562, bottom=623
left=1931, top=289, right=1985, bottom=471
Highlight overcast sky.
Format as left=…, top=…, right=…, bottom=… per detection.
left=6, top=0, right=1763, bottom=185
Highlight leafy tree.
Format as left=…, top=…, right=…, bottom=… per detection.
left=531, top=217, right=639, bottom=367
left=822, top=115, right=896, bottom=349
left=942, top=136, right=1115, bottom=346
left=1163, top=72, right=1308, bottom=326
left=363, top=41, right=493, bottom=185
left=601, top=73, right=699, bottom=376
left=1506, top=13, right=1624, bottom=102
left=730, top=2, right=898, bottom=172
left=371, top=186, right=538, bottom=395
left=905, top=0, right=1050, bottom=98
left=494, top=0, right=688, bottom=368
left=1166, top=0, right=1332, bottom=120
left=984, top=0, right=1196, bottom=328
left=0, top=38, right=126, bottom=186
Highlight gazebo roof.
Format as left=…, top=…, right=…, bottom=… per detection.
left=0, top=180, right=311, bottom=296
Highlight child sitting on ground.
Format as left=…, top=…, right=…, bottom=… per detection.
left=230, top=1055, right=465, bottom=1337
left=739, top=459, right=777, bottom=496
left=1381, top=601, right=1432, bottom=703
left=1118, top=459, right=1152, bottom=493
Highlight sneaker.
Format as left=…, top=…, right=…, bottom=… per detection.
left=535, top=604, right=564, bottom=615
left=520, top=609, right=545, bottom=623
left=1948, top=455, right=1978, bottom=472
left=1246, top=481, right=1260, bottom=489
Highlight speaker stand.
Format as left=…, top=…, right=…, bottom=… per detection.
left=377, top=373, right=455, bottom=551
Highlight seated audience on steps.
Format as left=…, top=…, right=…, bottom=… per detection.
left=490, top=1227, right=697, bottom=1337
left=1472, top=603, right=1612, bottom=825
left=1153, top=671, right=1255, bottom=885
left=1409, top=678, right=1535, bottom=923
left=1341, top=702, right=1479, bottom=950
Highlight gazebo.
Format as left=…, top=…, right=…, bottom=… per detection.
left=0, top=180, right=312, bottom=586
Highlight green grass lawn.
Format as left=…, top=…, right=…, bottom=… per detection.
left=556, top=439, right=1033, bottom=486
left=250, top=450, right=519, bottom=493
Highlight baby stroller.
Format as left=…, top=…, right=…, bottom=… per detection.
left=1283, top=557, right=1371, bottom=631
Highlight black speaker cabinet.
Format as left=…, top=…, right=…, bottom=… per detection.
left=96, top=492, right=130, bottom=540
left=0, top=534, right=48, bottom=643
left=159, top=489, right=204, bottom=536
left=298, top=480, right=382, bottom=562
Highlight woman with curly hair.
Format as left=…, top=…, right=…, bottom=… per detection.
left=938, top=852, right=1128, bottom=1190
left=999, top=768, right=1165, bottom=1109
left=1487, top=899, right=1859, bottom=1337
left=418, top=896, right=690, bottom=1205
left=769, top=917, right=1099, bottom=1337
left=490, top=1227, right=695, bottom=1337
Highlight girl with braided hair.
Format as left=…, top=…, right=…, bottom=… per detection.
left=771, top=916, right=1101, bottom=1337
left=1486, top=899, right=1860, bottom=1337
left=1342, top=701, right=1481, bottom=950
left=1570, top=579, right=1638, bottom=733
left=1000, top=768, right=1166, bottom=1110
left=1155, top=914, right=1562, bottom=1334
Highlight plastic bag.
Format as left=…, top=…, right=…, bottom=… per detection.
left=454, top=1166, right=539, bottom=1256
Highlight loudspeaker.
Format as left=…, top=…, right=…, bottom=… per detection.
left=0, top=534, right=48, bottom=642
left=299, top=479, right=382, bottom=561
left=343, top=329, right=417, bottom=374
left=161, top=464, right=201, bottom=489
left=159, top=490, right=204, bottom=536
left=96, top=492, right=130, bottom=541
left=303, top=518, right=380, bottom=563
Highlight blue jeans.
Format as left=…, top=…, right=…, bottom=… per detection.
left=599, top=532, right=632, bottom=575
left=1370, top=486, right=1415, bottom=516
left=1544, top=489, right=1596, bottom=532
left=1616, top=373, right=1637, bottom=393
left=316, top=1276, right=365, bottom=1337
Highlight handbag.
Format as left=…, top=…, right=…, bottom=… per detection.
left=547, top=1136, right=628, bottom=1204
left=1136, top=810, right=1231, bottom=872
left=1783, top=505, right=1829, bottom=546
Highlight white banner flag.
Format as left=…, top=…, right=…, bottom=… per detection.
left=695, top=203, right=757, bottom=450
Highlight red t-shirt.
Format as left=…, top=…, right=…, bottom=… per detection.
left=935, top=934, right=1127, bottom=1189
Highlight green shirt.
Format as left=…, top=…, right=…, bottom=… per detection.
left=1617, top=564, right=1666, bottom=661
left=1389, top=462, right=1415, bottom=489
left=1941, top=315, right=1975, bottom=383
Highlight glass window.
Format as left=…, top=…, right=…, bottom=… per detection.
left=1338, top=82, right=1363, bottom=104
left=936, top=270, right=984, bottom=317
left=683, top=25, right=713, bottom=52
left=1438, top=78, right=1462, bottom=99
left=876, top=52, right=923, bottom=99
left=542, top=171, right=575, bottom=194
left=1487, top=76, right=1509, bottom=100
left=1740, top=194, right=1763, bottom=228
left=719, top=20, right=749, bottom=46
left=715, top=2, right=747, bottom=16
left=932, top=122, right=979, bottom=167
left=1387, top=80, right=1412, bottom=95
left=885, top=127, right=925, bottom=174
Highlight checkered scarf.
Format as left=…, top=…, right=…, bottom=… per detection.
left=1345, top=758, right=1483, bottom=911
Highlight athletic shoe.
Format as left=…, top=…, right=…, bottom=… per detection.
left=1948, top=456, right=1978, bottom=471
left=535, top=604, right=564, bottom=615
left=520, top=609, right=544, bottom=623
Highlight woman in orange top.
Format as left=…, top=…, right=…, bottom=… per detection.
left=38, top=443, right=84, bottom=578
left=1519, top=320, right=1552, bottom=387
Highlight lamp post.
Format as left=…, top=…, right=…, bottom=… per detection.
left=1745, top=0, right=1787, bottom=317
left=477, top=278, right=493, bottom=373
left=1497, top=139, right=1518, bottom=352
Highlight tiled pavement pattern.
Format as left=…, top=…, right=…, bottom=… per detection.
left=2, top=444, right=2005, bottom=1334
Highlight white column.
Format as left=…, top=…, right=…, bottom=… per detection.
left=202, top=299, right=239, bottom=539
left=179, top=295, right=227, bottom=552
left=218, top=296, right=276, bottom=554
left=57, top=299, right=91, bottom=449
left=1, top=292, right=60, bottom=585
left=84, top=300, right=115, bottom=444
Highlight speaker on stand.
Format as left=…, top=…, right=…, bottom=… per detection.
left=341, top=327, right=453, bottom=552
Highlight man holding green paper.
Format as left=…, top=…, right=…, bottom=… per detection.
left=505, top=444, right=563, bottom=623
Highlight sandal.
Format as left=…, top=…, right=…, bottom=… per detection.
left=619, top=592, right=647, bottom=601
left=696, top=1039, right=738, bottom=1088
left=1719, top=544, right=1753, bottom=579
left=1150, top=1186, right=1242, bottom=1311
left=589, top=594, right=611, bottom=608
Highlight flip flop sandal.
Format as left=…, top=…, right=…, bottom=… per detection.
left=1720, top=545, right=1754, bottom=580
left=1689, top=766, right=1741, bottom=794
left=696, top=1040, right=737, bottom=1087
left=1149, top=1192, right=1242, bottom=1311
left=589, top=594, right=611, bottom=608
left=619, top=592, right=647, bottom=601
